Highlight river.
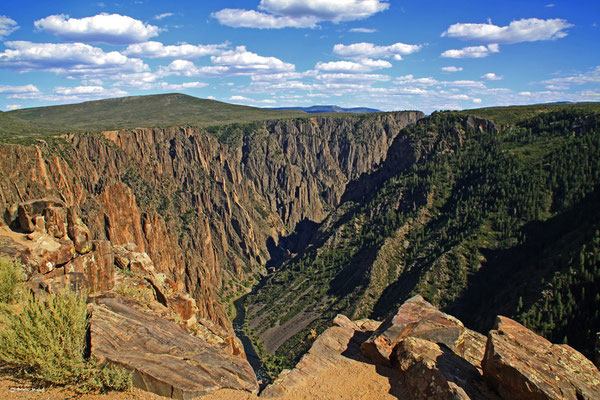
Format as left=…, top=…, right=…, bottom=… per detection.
left=232, top=295, right=270, bottom=383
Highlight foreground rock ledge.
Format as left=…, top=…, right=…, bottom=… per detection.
left=90, top=296, right=258, bottom=399
left=483, top=316, right=600, bottom=400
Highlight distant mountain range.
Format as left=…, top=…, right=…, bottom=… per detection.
left=268, top=105, right=381, bottom=114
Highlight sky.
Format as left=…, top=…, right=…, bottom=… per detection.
left=0, top=0, right=598, bottom=113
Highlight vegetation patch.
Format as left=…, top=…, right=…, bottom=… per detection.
left=0, top=258, right=131, bottom=393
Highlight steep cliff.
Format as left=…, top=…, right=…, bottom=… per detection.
left=246, top=110, right=600, bottom=374
left=0, top=111, right=423, bottom=333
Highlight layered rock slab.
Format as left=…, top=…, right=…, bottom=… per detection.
left=361, top=295, right=471, bottom=366
left=483, top=316, right=600, bottom=400
left=395, top=337, right=500, bottom=400
left=90, top=296, right=258, bottom=399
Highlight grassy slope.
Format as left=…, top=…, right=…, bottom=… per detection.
left=458, top=102, right=600, bottom=125
left=1, top=93, right=306, bottom=138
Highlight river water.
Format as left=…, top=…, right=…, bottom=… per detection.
left=232, top=295, right=270, bottom=383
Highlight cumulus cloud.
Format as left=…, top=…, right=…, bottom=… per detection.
left=214, top=0, right=389, bottom=29
left=316, top=72, right=390, bottom=84
left=333, top=42, right=422, bottom=60
left=34, top=13, right=160, bottom=44
left=53, top=85, right=127, bottom=96
left=315, top=58, right=391, bottom=73
left=441, top=44, right=500, bottom=58
left=212, top=9, right=318, bottom=29
left=441, top=18, right=572, bottom=44
left=481, top=72, right=502, bottom=80
left=5, top=104, right=21, bottom=110
left=442, top=66, right=463, bottom=72
left=0, top=41, right=148, bottom=78
left=0, top=16, right=19, bottom=39
left=211, top=46, right=295, bottom=74
left=158, top=81, right=208, bottom=91
left=160, top=46, right=295, bottom=78
left=124, top=41, right=225, bottom=59
left=0, top=84, right=39, bottom=94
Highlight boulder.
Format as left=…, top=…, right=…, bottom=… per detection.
left=482, top=316, right=600, bottom=400
left=361, top=295, right=466, bottom=366
left=43, top=206, right=67, bottom=238
left=66, top=208, right=91, bottom=254
left=20, top=232, right=75, bottom=274
left=64, top=240, right=115, bottom=293
left=395, top=337, right=500, bottom=400
left=90, top=296, right=258, bottom=399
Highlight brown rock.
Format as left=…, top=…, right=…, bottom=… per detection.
left=482, top=316, right=600, bottom=400
left=43, top=206, right=67, bottom=238
left=395, top=337, right=500, bottom=400
left=66, top=208, right=91, bottom=254
left=361, top=295, right=466, bottom=366
left=17, top=205, right=35, bottom=233
left=90, top=296, right=258, bottom=399
left=19, top=233, right=76, bottom=274
left=169, top=293, right=195, bottom=321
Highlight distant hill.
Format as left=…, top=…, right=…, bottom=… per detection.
left=0, top=93, right=307, bottom=138
left=270, top=105, right=381, bottom=114
left=458, top=102, right=600, bottom=125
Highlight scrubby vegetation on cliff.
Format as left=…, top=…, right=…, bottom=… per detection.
left=0, top=258, right=131, bottom=393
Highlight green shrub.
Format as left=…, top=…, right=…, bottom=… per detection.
left=0, top=288, right=131, bottom=392
left=0, top=258, right=25, bottom=303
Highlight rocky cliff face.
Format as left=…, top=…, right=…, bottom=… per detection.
left=0, top=112, right=423, bottom=334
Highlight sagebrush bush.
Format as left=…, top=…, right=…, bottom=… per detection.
left=0, top=257, right=25, bottom=304
left=0, top=269, right=131, bottom=392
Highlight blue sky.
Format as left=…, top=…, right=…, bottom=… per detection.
left=0, top=0, right=598, bottom=113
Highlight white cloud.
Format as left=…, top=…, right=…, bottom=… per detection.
left=159, top=46, right=295, bottom=78
left=441, top=18, right=572, bottom=44
left=441, top=44, right=500, bottom=58
left=472, top=98, right=482, bottom=103
left=315, top=58, right=391, bottom=73
left=5, top=104, right=21, bottom=110
left=259, top=0, right=389, bottom=21
left=450, top=94, right=470, bottom=100
left=519, top=91, right=532, bottom=96
left=53, top=85, right=127, bottom=96
left=229, top=95, right=275, bottom=105
left=124, top=41, right=225, bottom=59
left=0, top=41, right=148, bottom=78
left=214, top=0, right=389, bottom=29
left=350, top=27, right=376, bottom=33
left=0, top=16, right=19, bottom=39
left=545, top=4, right=555, bottom=7
left=154, top=13, right=174, bottom=20
left=316, top=72, right=390, bottom=84
left=0, top=84, right=39, bottom=94
left=212, top=9, right=318, bottom=29
left=333, top=42, right=421, bottom=59
left=158, top=81, right=208, bottom=91
left=540, top=66, right=600, bottom=88
left=442, top=66, right=463, bottom=72
left=481, top=72, right=502, bottom=80
left=211, top=46, right=295, bottom=75
left=34, top=13, right=160, bottom=44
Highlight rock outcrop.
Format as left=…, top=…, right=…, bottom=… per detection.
left=356, top=296, right=600, bottom=400
left=90, top=296, right=258, bottom=399
left=361, top=295, right=472, bottom=366
left=483, top=316, right=600, bottom=400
